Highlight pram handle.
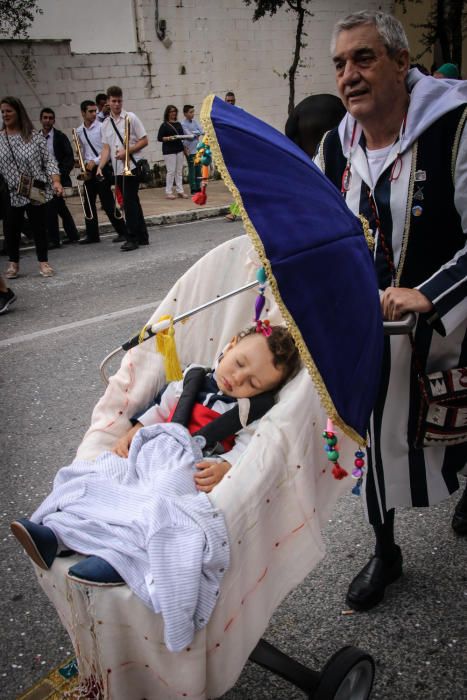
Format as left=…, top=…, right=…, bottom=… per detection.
left=120, top=280, right=259, bottom=352
left=100, top=293, right=416, bottom=386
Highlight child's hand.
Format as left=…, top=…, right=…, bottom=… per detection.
left=194, top=460, right=231, bottom=493
left=112, top=423, right=142, bottom=458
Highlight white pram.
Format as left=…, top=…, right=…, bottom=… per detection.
left=35, top=235, right=386, bottom=699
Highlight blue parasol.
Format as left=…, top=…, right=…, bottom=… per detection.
left=200, top=94, right=383, bottom=445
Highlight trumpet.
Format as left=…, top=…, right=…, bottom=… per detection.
left=71, top=128, right=94, bottom=221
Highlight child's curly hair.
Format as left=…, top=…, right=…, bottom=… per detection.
left=239, top=324, right=301, bottom=389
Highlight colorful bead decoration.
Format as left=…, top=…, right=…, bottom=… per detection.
left=254, top=267, right=267, bottom=322
left=322, top=419, right=366, bottom=485
left=351, top=449, right=366, bottom=495
left=322, top=419, right=348, bottom=480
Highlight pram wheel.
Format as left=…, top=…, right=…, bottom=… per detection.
left=312, top=646, right=375, bottom=700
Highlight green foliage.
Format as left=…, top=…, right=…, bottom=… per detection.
left=244, top=0, right=312, bottom=114
left=395, top=0, right=467, bottom=70
left=0, top=0, right=42, bottom=38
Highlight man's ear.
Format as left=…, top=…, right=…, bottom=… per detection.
left=395, top=48, right=410, bottom=78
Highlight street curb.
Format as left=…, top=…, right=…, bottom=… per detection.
left=0, top=206, right=232, bottom=241
left=73, top=204, right=231, bottom=233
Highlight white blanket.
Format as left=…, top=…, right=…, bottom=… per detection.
left=32, top=423, right=230, bottom=653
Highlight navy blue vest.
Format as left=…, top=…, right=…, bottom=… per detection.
left=322, top=105, right=467, bottom=289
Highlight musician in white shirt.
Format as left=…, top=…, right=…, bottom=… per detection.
left=76, top=100, right=129, bottom=244
left=97, top=85, right=149, bottom=251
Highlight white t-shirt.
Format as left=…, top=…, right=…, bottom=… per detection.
left=365, top=143, right=393, bottom=188
left=101, top=109, right=147, bottom=175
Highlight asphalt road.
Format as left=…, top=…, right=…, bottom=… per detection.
left=1, top=219, right=466, bottom=700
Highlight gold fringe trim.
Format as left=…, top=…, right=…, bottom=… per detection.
left=200, top=94, right=365, bottom=444
left=396, top=142, right=417, bottom=287
left=451, top=105, right=467, bottom=182
left=359, top=214, right=374, bottom=251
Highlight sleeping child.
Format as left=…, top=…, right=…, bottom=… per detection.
left=10, top=324, right=300, bottom=651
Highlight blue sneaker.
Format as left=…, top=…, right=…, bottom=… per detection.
left=10, top=518, right=58, bottom=570
left=68, top=556, right=124, bottom=585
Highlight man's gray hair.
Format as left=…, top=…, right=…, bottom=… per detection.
left=330, top=10, right=409, bottom=55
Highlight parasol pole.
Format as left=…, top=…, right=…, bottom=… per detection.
left=99, top=279, right=259, bottom=384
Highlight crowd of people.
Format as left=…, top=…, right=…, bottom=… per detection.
left=0, top=88, right=237, bottom=314
left=4, top=9, right=467, bottom=632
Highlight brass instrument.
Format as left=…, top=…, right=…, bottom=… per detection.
left=123, top=115, right=133, bottom=177
left=72, top=128, right=94, bottom=221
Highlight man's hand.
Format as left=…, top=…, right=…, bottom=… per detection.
left=194, top=460, right=231, bottom=493
left=85, top=160, right=96, bottom=171
left=52, top=181, right=64, bottom=197
left=115, top=147, right=126, bottom=161
left=381, top=287, right=433, bottom=321
left=113, top=423, right=141, bottom=458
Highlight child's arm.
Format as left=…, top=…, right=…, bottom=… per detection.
left=113, top=421, right=143, bottom=457
left=194, top=459, right=231, bottom=493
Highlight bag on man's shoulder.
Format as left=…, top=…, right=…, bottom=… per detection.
left=134, top=158, right=151, bottom=184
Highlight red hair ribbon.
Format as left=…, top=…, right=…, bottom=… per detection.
left=255, top=319, right=272, bottom=337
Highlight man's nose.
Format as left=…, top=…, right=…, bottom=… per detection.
left=342, top=62, right=360, bottom=84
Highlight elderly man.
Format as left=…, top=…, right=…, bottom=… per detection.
left=316, top=10, right=467, bottom=610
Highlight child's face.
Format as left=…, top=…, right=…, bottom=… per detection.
left=216, top=333, right=284, bottom=398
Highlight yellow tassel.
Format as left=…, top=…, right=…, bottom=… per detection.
left=155, top=316, right=183, bottom=381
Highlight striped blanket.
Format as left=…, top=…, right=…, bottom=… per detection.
left=31, top=423, right=230, bottom=652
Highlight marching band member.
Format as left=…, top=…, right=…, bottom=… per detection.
left=75, top=100, right=129, bottom=244
left=95, top=93, right=110, bottom=123
left=97, top=85, right=149, bottom=252
left=40, top=108, right=80, bottom=247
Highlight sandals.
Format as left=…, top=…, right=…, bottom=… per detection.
left=5, top=263, right=19, bottom=279
left=39, top=262, right=54, bottom=278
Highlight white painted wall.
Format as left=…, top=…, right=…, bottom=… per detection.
left=2, top=0, right=393, bottom=164
left=28, top=0, right=137, bottom=53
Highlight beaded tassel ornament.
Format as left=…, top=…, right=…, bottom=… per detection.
left=322, top=418, right=366, bottom=485
left=254, top=266, right=267, bottom=323
left=351, top=449, right=366, bottom=495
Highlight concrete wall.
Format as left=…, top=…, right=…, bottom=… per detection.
left=0, top=0, right=391, bottom=165
left=28, top=0, right=138, bottom=53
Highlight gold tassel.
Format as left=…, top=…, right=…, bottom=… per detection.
left=155, top=316, right=183, bottom=381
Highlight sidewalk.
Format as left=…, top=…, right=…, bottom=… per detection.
left=0, top=180, right=234, bottom=243
left=66, top=179, right=233, bottom=233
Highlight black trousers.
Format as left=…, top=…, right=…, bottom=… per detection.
left=4, top=203, right=48, bottom=263
left=46, top=195, right=79, bottom=245
left=116, top=175, right=148, bottom=244
left=83, top=176, right=129, bottom=241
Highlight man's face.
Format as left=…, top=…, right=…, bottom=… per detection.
left=108, top=95, right=123, bottom=116
left=332, top=24, right=409, bottom=124
left=40, top=112, right=55, bottom=132
left=225, top=94, right=236, bottom=105
left=83, top=105, right=98, bottom=125
left=185, top=108, right=195, bottom=120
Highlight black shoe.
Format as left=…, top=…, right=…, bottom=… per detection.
left=62, top=238, right=80, bottom=245
left=452, top=487, right=467, bottom=535
left=120, top=241, right=139, bottom=251
left=68, top=556, right=124, bottom=585
left=48, top=242, right=62, bottom=250
left=138, top=240, right=149, bottom=246
left=0, top=288, right=17, bottom=314
left=112, top=235, right=126, bottom=243
left=79, top=238, right=100, bottom=245
left=346, top=546, right=403, bottom=611
left=10, top=518, right=58, bottom=570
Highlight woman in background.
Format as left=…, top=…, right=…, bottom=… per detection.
left=157, top=105, right=188, bottom=200
left=0, top=96, right=62, bottom=278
